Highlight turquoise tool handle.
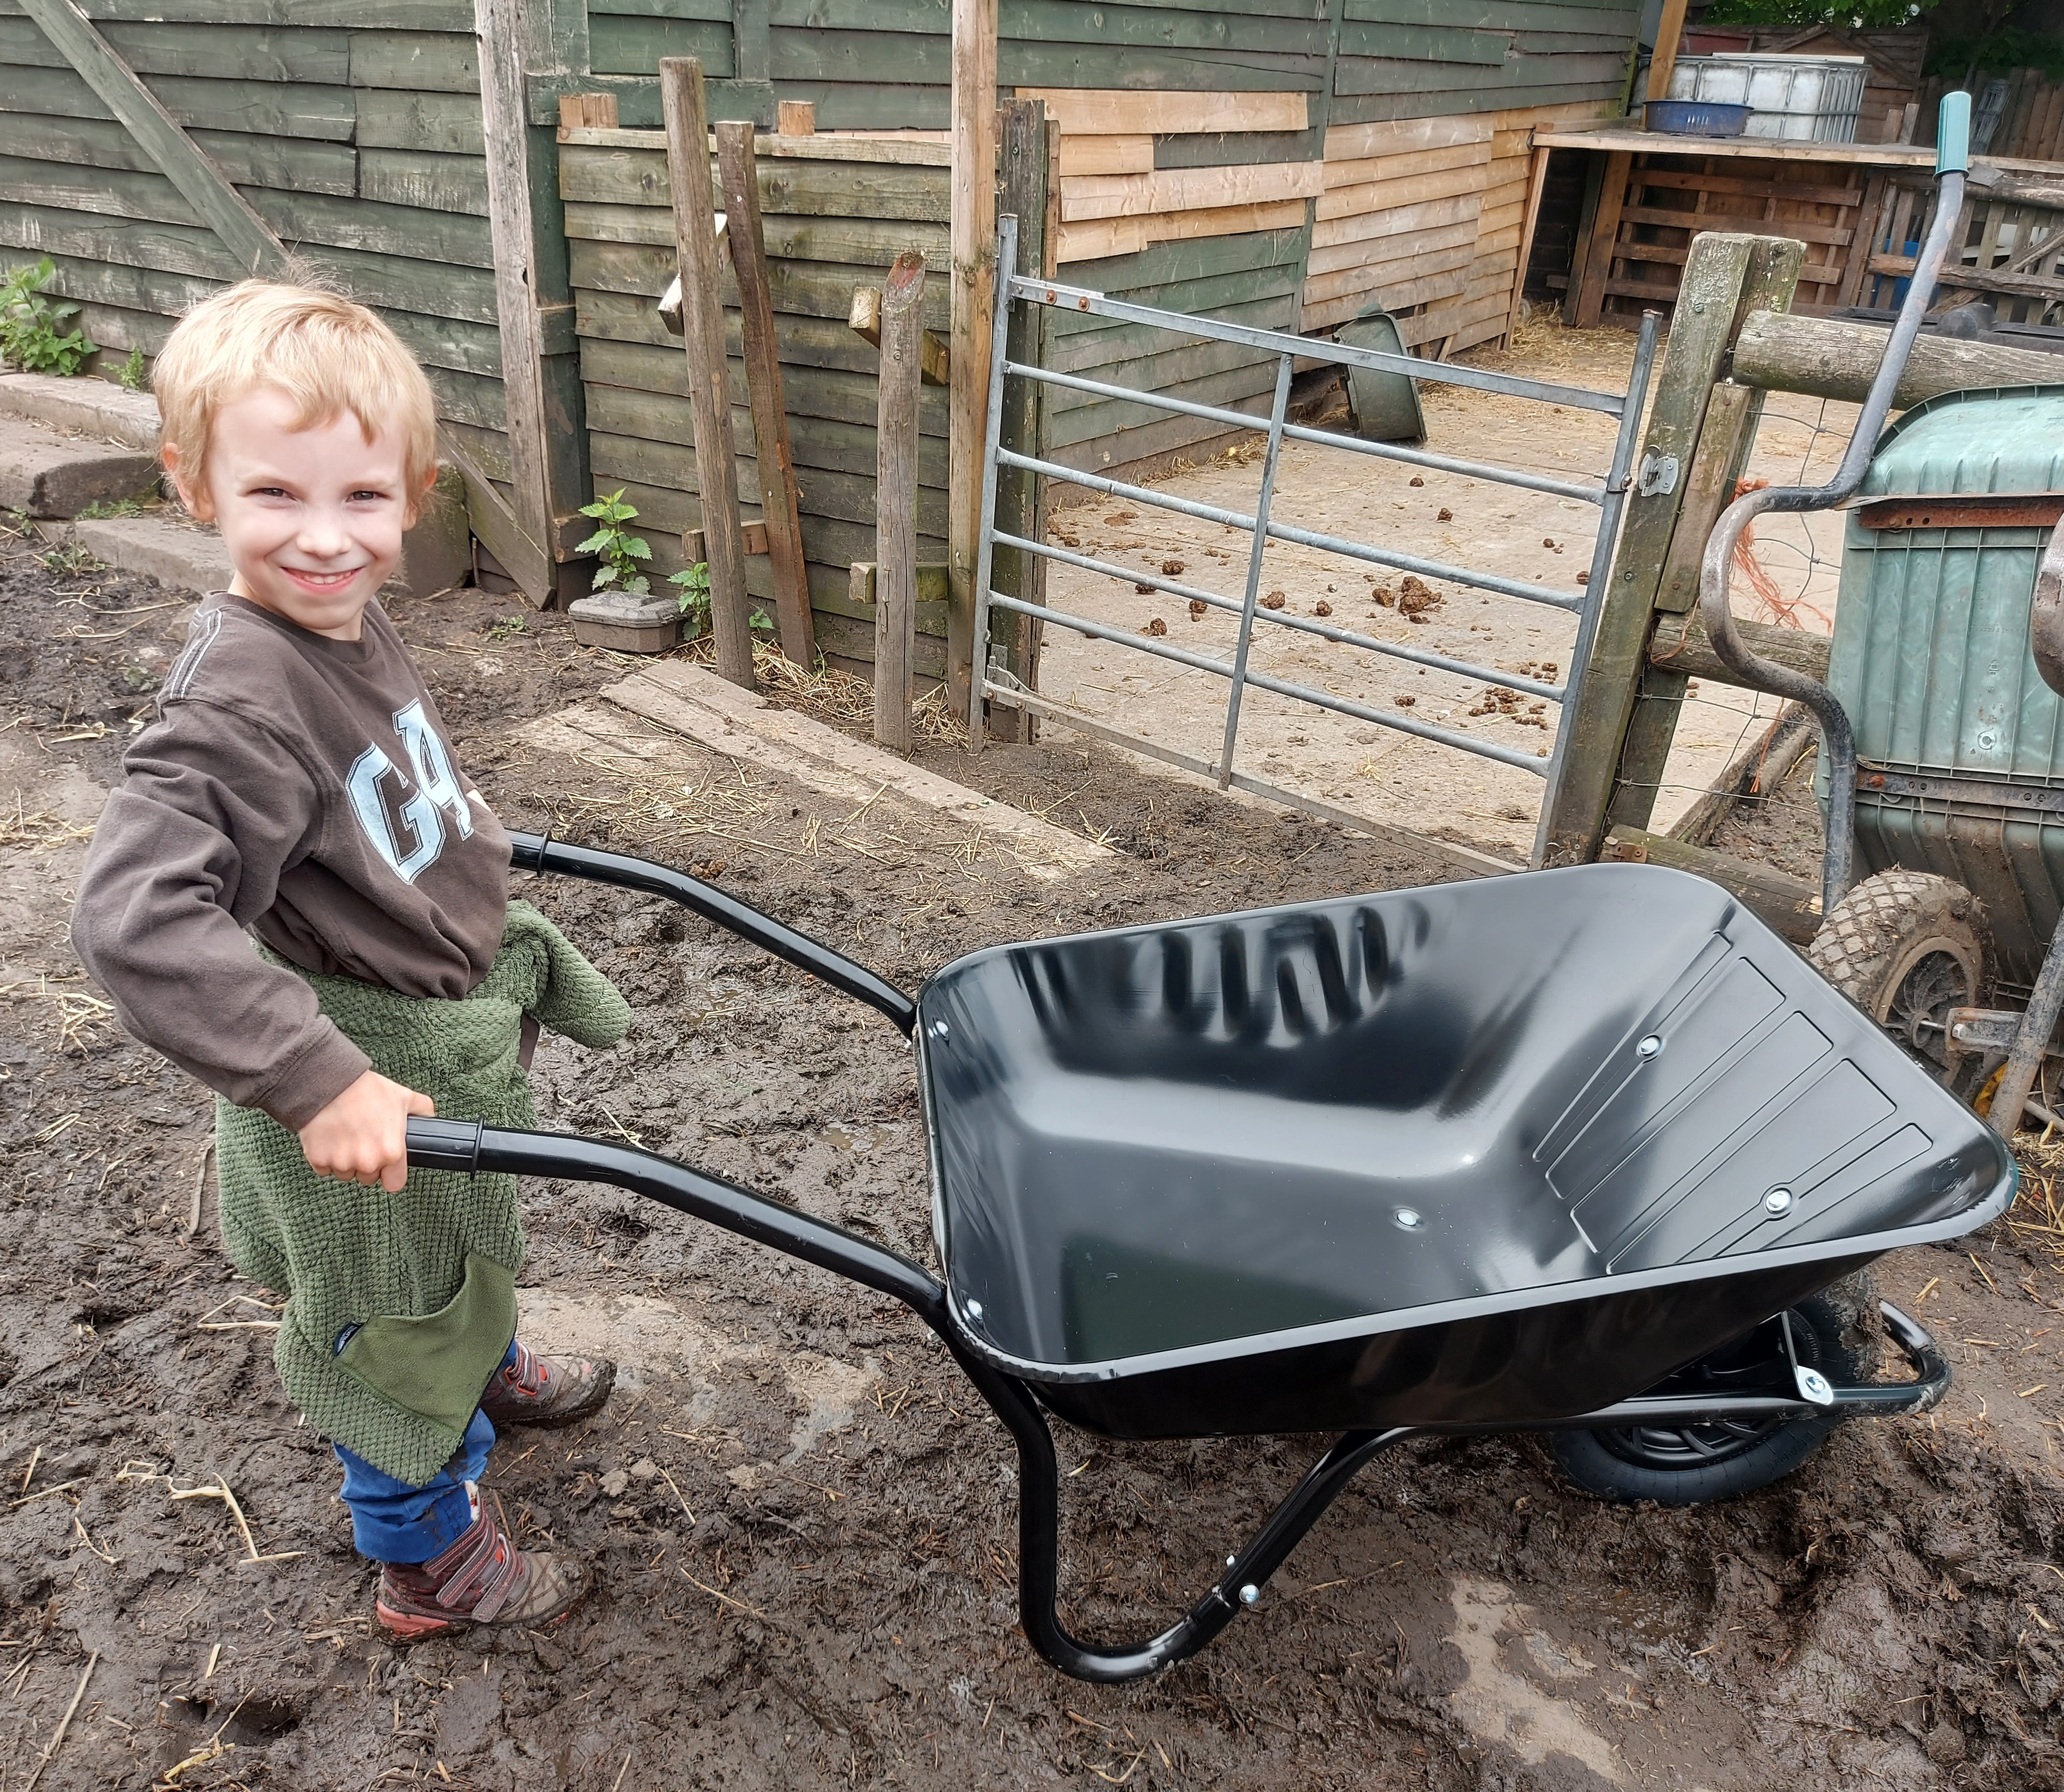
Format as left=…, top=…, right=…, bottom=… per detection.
left=1936, top=90, right=1970, bottom=175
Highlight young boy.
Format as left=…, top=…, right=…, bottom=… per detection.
left=72, top=281, right=631, bottom=1639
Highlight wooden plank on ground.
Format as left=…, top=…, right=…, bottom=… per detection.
left=601, top=662, right=1112, bottom=876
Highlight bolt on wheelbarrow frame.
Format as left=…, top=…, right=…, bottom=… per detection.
left=407, top=830, right=1957, bottom=1684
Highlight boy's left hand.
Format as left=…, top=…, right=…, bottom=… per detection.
left=299, top=1070, right=436, bottom=1193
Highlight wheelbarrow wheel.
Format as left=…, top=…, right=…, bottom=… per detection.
left=1806, top=871, right=1989, bottom=1084
left=1550, top=1273, right=1876, bottom=1507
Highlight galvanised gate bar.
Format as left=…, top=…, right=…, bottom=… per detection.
left=971, top=213, right=1662, bottom=868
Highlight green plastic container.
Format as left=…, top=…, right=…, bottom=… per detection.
left=1825, top=385, right=2064, bottom=981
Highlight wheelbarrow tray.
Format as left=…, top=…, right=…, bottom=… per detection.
left=917, top=863, right=2012, bottom=1438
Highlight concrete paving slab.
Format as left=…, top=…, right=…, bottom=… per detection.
left=0, top=416, right=160, bottom=518
left=0, top=372, right=160, bottom=451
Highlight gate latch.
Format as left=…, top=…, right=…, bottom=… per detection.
left=1636, top=451, right=1680, bottom=498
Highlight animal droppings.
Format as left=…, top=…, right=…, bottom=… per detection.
left=1145, top=617, right=1168, bottom=636
left=1261, top=592, right=1286, bottom=610
left=1188, top=599, right=1208, bottom=620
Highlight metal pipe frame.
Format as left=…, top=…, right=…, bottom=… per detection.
left=984, top=590, right=1554, bottom=774
left=1014, top=360, right=1612, bottom=506
left=1011, top=274, right=1629, bottom=414
left=991, top=529, right=1567, bottom=700
left=1695, top=97, right=1971, bottom=916
left=407, top=1112, right=1949, bottom=1686
left=969, top=219, right=1663, bottom=852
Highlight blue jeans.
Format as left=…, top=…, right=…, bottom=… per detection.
left=333, top=1343, right=515, bottom=1564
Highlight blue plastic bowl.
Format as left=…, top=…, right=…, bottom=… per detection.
left=1643, top=99, right=1752, bottom=137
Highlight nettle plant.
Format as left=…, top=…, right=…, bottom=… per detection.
left=0, top=258, right=95, bottom=376
left=576, top=489, right=654, bottom=595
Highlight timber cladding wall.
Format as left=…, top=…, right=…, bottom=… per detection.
left=560, top=129, right=951, bottom=678
left=0, top=1, right=514, bottom=497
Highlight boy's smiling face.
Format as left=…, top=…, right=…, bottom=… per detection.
left=169, top=385, right=420, bottom=641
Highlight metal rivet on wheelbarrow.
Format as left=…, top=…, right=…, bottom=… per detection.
left=965, top=1299, right=984, bottom=1319
left=932, top=1020, right=950, bottom=1039
left=1637, top=1034, right=1662, bottom=1059
left=1764, top=1187, right=1795, bottom=1217
left=1238, top=1584, right=1260, bottom=1607
left=1392, top=1207, right=1423, bottom=1231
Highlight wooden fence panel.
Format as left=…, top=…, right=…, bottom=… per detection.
left=561, top=128, right=953, bottom=674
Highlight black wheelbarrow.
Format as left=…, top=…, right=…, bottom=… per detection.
left=408, top=832, right=2012, bottom=1684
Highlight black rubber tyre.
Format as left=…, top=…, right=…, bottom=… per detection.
left=1550, top=1273, right=1876, bottom=1507
left=1805, top=870, right=1988, bottom=1077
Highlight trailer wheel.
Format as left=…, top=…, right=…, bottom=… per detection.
left=1550, top=1274, right=1875, bottom=1507
left=1806, top=871, right=1988, bottom=1076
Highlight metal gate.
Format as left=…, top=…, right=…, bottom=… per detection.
left=971, top=214, right=1660, bottom=870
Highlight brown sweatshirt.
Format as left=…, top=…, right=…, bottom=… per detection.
left=72, top=593, right=511, bottom=1131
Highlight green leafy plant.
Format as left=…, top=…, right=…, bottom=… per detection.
left=38, top=537, right=104, bottom=578
left=483, top=613, right=529, bottom=643
left=0, top=258, right=95, bottom=376
left=667, top=559, right=711, bottom=632
left=575, top=488, right=653, bottom=596
left=75, top=489, right=157, bottom=520
left=118, top=345, right=145, bottom=392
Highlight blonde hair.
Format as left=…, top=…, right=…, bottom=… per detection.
left=153, top=281, right=438, bottom=504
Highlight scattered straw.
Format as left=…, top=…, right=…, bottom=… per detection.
left=0, top=976, right=115, bottom=1055
left=115, top=1464, right=301, bottom=1565
left=0, top=796, right=93, bottom=854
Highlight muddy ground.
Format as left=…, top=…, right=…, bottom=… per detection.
left=3, top=524, right=2063, bottom=1792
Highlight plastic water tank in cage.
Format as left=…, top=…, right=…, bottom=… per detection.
left=1669, top=53, right=1868, bottom=143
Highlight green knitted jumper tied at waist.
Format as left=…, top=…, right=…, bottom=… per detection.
left=215, top=899, right=630, bottom=1485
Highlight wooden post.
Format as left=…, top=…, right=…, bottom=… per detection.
left=988, top=96, right=1051, bottom=744
left=874, top=252, right=927, bottom=754
left=1646, top=0, right=1690, bottom=104
left=477, top=0, right=592, bottom=607
left=715, top=120, right=815, bottom=668
left=1540, top=233, right=1774, bottom=868
left=1731, top=309, right=2064, bottom=408
left=946, top=0, right=998, bottom=724
left=777, top=99, right=815, bottom=136
left=1506, top=139, right=1552, bottom=347
left=1606, top=240, right=1803, bottom=831
left=661, top=58, right=756, bottom=689
left=1568, top=149, right=1631, bottom=328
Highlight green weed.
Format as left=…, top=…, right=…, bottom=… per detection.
left=0, top=258, right=95, bottom=376
left=575, top=488, right=653, bottom=597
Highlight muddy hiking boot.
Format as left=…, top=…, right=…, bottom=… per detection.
left=375, top=1506, right=586, bottom=1641
left=479, top=1340, right=617, bottom=1431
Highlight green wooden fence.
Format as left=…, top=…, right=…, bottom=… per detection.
left=0, top=0, right=517, bottom=504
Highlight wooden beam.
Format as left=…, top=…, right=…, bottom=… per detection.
left=1645, top=0, right=1691, bottom=105
left=848, top=285, right=950, bottom=386
left=1539, top=231, right=1765, bottom=868
left=1649, top=609, right=1832, bottom=687
left=1603, top=825, right=1821, bottom=944
left=21, top=0, right=550, bottom=599
left=1568, top=149, right=1631, bottom=329
left=1505, top=140, right=1551, bottom=348
left=776, top=99, right=815, bottom=137
left=715, top=119, right=814, bottom=667
left=480, top=0, right=590, bottom=607
left=559, top=93, right=619, bottom=132
left=989, top=94, right=1052, bottom=746
left=947, top=0, right=997, bottom=723
left=661, top=57, right=755, bottom=690
left=1730, top=308, right=2064, bottom=407
left=1605, top=239, right=1801, bottom=832
left=875, top=251, right=927, bottom=754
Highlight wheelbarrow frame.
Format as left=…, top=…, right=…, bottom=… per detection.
left=407, top=831, right=1954, bottom=1685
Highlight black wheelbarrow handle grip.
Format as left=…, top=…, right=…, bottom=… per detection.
left=506, top=829, right=918, bottom=1037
